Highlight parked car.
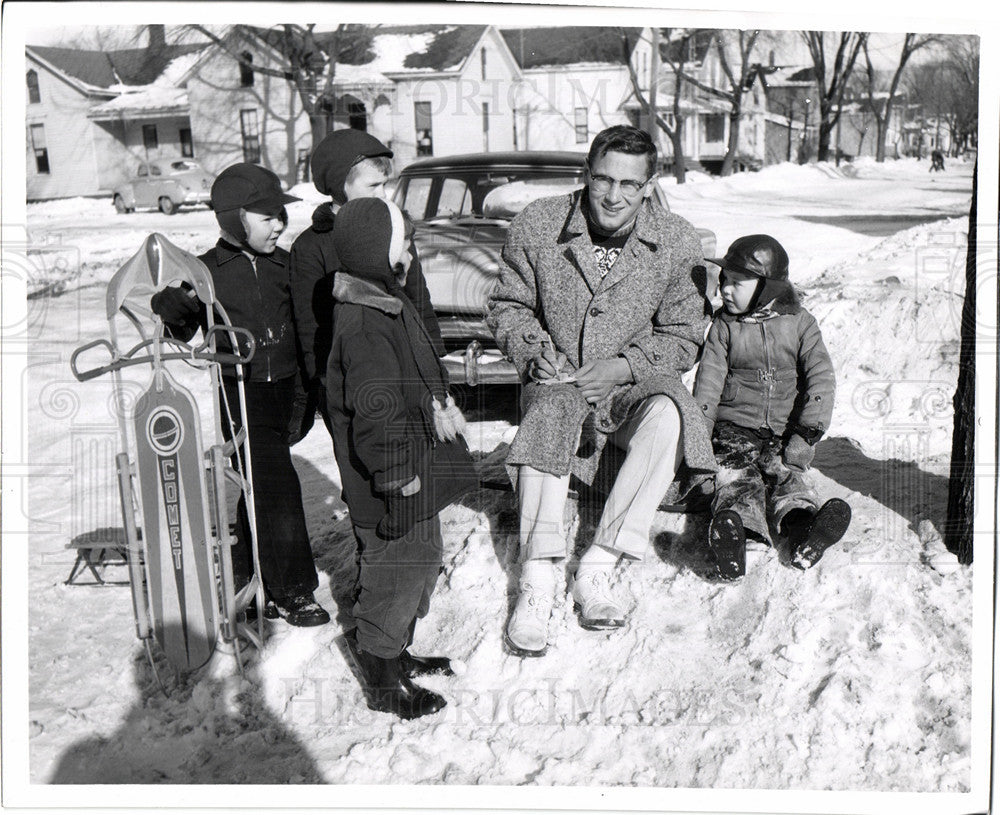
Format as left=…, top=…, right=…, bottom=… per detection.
left=113, top=160, right=214, bottom=215
left=392, top=151, right=717, bottom=386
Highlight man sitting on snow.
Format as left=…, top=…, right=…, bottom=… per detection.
left=486, top=125, right=717, bottom=657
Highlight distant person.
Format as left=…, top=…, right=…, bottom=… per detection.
left=288, top=129, right=443, bottom=443
left=930, top=149, right=946, bottom=172
left=325, top=197, right=477, bottom=719
left=693, top=235, right=851, bottom=581
left=487, top=125, right=717, bottom=657
left=150, top=164, right=330, bottom=627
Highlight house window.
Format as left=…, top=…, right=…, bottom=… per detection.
left=703, top=113, right=725, bottom=143
left=179, top=128, right=194, bottom=158
left=574, top=107, right=588, bottom=143
left=415, top=101, right=433, bottom=157
left=239, top=52, right=254, bottom=87
left=482, top=102, right=490, bottom=152
left=481, top=48, right=487, bottom=81
left=26, top=69, right=40, bottom=104
left=30, top=123, right=49, bottom=174
left=348, top=101, right=367, bottom=131
left=240, top=109, right=260, bottom=163
left=142, top=124, right=158, bottom=150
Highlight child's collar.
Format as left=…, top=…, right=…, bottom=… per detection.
left=332, top=272, right=402, bottom=315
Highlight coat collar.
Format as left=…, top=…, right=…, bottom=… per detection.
left=332, top=272, right=402, bottom=315
left=559, top=189, right=663, bottom=295
left=213, top=239, right=286, bottom=267
left=560, top=188, right=664, bottom=250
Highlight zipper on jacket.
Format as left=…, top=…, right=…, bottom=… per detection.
left=250, top=256, right=272, bottom=382
left=760, top=321, right=772, bottom=430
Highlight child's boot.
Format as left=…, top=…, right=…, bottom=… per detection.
left=788, top=498, right=852, bottom=570
left=708, top=510, right=746, bottom=581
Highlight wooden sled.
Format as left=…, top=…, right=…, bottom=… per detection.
left=71, top=233, right=266, bottom=685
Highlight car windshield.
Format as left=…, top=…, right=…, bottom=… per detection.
left=169, top=161, right=200, bottom=172
left=396, top=170, right=584, bottom=222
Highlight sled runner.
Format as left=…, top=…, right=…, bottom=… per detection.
left=71, top=233, right=266, bottom=682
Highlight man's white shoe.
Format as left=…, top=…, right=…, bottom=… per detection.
left=505, top=560, right=556, bottom=657
left=572, top=567, right=625, bottom=630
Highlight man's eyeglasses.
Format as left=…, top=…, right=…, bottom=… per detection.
left=588, top=174, right=652, bottom=197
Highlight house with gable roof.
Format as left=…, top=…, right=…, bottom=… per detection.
left=324, top=24, right=522, bottom=166
left=25, top=29, right=203, bottom=200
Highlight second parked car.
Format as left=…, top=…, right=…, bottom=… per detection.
left=113, top=160, right=214, bottom=215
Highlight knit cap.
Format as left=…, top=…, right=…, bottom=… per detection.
left=311, top=129, right=393, bottom=204
left=332, top=197, right=406, bottom=287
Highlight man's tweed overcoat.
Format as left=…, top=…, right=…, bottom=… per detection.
left=486, top=189, right=718, bottom=487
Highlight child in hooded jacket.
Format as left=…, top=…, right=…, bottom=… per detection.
left=693, top=234, right=851, bottom=581
left=325, top=196, right=477, bottom=721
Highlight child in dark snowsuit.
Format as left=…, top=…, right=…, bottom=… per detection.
left=325, top=197, right=477, bottom=720
left=693, top=234, right=851, bottom=581
left=150, top=164, right=329, bottom=626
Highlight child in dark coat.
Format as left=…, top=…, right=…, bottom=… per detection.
left=325, top=196, right=477, bottom=720
left=150, top=163, right=329, bottom=626
left=693, top=234, right=851, bottom=581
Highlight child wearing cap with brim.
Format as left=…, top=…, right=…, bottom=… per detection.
left=693, top=234, right=851, bottom=580
left=325, top=196, right=477, bottom=721
left=150, top=163, right=330, bottom=627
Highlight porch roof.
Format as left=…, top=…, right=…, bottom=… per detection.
left=88, top=87, right=189, bottom=120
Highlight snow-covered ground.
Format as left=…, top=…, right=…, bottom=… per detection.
left=15, top=157, right=980, bottom=797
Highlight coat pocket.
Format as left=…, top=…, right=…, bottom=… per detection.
left=720, top=376, right=741, bottom=403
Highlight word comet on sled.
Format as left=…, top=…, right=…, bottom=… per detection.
left=71, top=233, right=266, bottom=685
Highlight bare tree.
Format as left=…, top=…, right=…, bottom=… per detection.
left=904, top=40, right=978, bottom=160
left=624, top=28, right=696, bottom=183
left=678, top=30, right=772, bottom=176
left=800, top=31, right=867, bottom=162
left=189, top=24, right=374, bottom=153
left=861, top=34, right=938, bottom=162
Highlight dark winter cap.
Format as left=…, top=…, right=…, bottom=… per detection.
left=211, top=163, right=300, bottom=213
left=210, top=163, right=299, bottom=244
left=333, top=197, right=407, bottom=287
left=709, top=234, right=791, bottom=309
left=311, top=129, right=393, bottom=204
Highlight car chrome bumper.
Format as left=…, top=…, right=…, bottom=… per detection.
left=183, top=192, right=211, bottom=203
left=443, top=342, right=519, bottom=386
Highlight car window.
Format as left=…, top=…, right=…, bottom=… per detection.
left=397, top=177, right=432, bottom=221
left=137, top=166, right=147, bottom=177
left=482, top=176, right=584, bottom=219
left=437, top=178, right=471, bottom=217
left=150, top=165, right=162, bottom=176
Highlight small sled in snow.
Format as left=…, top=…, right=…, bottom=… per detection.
left=71, top=233, right=266, bottom=684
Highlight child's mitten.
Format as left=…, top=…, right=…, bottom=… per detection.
left=782, top=434, right=815, bottom=472
left=376, top=476, right=422, bottom=540
left=150, top=284, right=200, bottom=340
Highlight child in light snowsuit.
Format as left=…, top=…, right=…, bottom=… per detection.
left=693, top=234, right=851, bottom=580
left=325, top=197, right=477, bottom=721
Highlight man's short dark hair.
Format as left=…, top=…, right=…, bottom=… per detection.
left=587, top=125, right=658, bottom=178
